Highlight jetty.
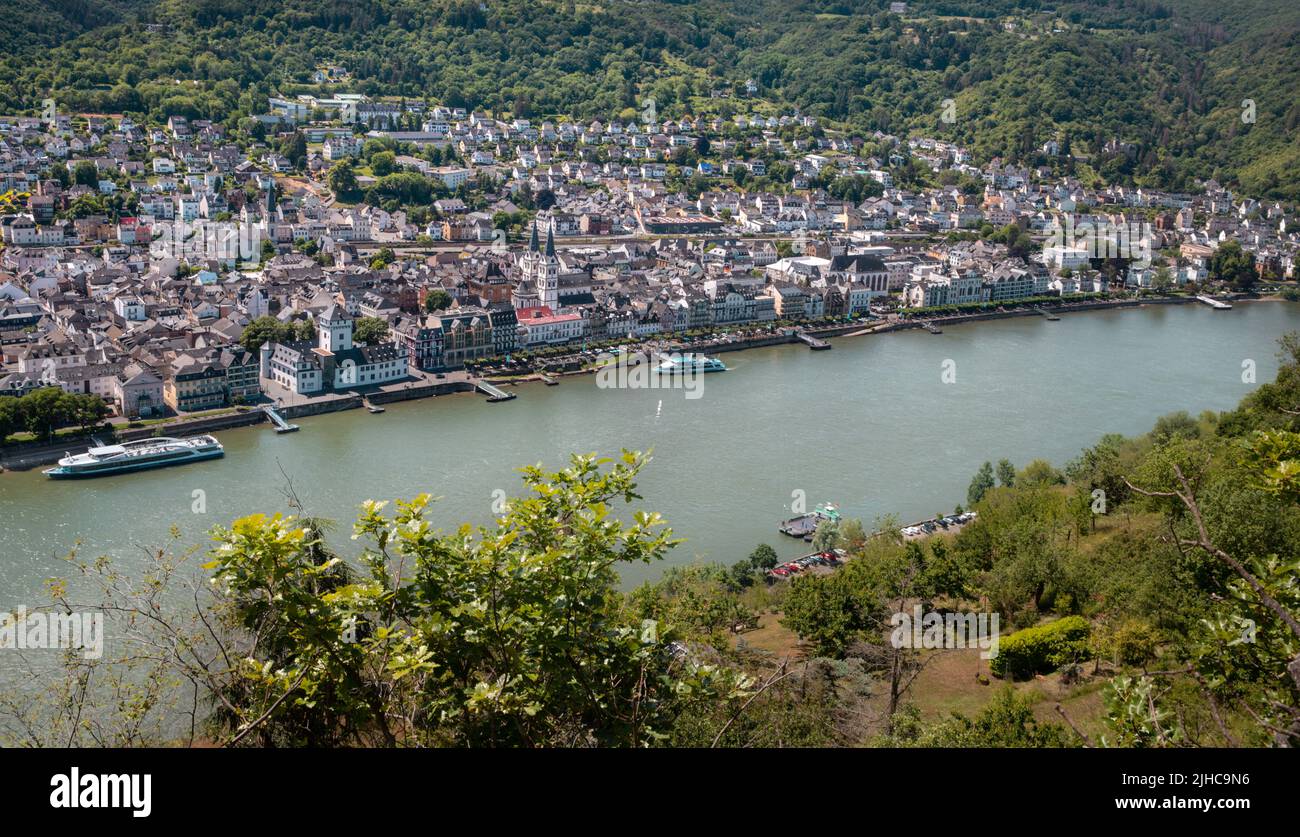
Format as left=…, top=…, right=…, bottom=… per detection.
left=779, top=513, right=821, bottom=538
left=1196, top=295, right=1233, bottom=310
left=921, top=321, right=943, bottom=334
left=796, top=331, right=832, bottom=350
left=262, top=405, right=300, bottom=433
left=475, top=380, right=517, bottom=402
left=363, top=398, right=385, bottom=414
left=540, top=373, right=559, bottom=386
left=779, top=502, right=841, bottom=539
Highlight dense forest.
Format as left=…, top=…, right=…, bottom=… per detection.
left=4, top=331, right=1300, bottom=747
left=0, top=1, right=1298, bottom=199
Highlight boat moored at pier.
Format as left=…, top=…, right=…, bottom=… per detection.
left=43, top=435, right=224, bottom=479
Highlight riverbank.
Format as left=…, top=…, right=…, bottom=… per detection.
left=0, top=292, right=1256, bottom=472
left=485, top=293, right=1214, bottom=386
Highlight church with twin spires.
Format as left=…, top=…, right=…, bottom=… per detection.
left=511, top=220, right=560, bottom=312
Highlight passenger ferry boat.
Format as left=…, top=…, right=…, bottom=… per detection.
left=43, top=435, right=224, bottom=479
left=656, top=353, right=728, bottom=374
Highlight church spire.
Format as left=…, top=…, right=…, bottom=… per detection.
left=529, top=221, right=539, bottom=252
left=545, top=220, right=555, bottom=258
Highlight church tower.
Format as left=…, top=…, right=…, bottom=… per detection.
left=537, top=221, right=560, bottom=310
left=512, top=222, right=541, bottom=310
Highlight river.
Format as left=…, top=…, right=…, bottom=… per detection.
left=2, top=300, right=1298, bottom=597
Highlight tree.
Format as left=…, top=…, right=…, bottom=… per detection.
left=327, top=161, right=358, bottom=198
left=967, top=461, right=995, bottom=507
left=423, top=289, right=453, bottom=312
left=48, top=162, right=70, bottom=188
left=747, top=543, right=779, bottom=571
left=278, top=131, right=307, bottom=170
left=837, top=518, right=867, bottom=553
left=66, top=393, right=108, bottom=432
left=1207, top=239, right=1256, bottom=289
left=811, top=518, right=840, bottom=553
left=19, top=387, right=71, bottom=441
left=72, top=161, right=99, bottom=187
left=996, top=458, right=1017, bottom=487
left=782, top=571, right=869, bottom=658
left=241, top=315, right=289, bottom=352
left=370, top=150, right=397, bottom=177
left=1019, top=459, right=1066, bottom=487
left=352, top=316, right=389, bottom=346
left=0, top=396, right=20, bottom=442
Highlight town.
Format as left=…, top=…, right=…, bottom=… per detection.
left=0, top=93, right=1294, bottom=440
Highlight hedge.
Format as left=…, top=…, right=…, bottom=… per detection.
left=990, top=616, right=1091, bottom=679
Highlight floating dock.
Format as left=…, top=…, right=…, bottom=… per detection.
left=779, top=503, right=841, bottom=539
left=921, top=321, right=943, bottom=334
left=262, top=405, right=300, bottom=433
left=475, top=380, right=517, bottom=402
left=1196, top=294, right=1233, bottom=310
left=363, top=399, right=385, bottom=414
left=779, top=513, right=821, bottom=538
left=540, top=374, right=559, bottom=386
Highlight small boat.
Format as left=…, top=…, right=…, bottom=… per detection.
left=44, top=435, right=224, bottom=479
left=656, top=353, right=728, bottom=374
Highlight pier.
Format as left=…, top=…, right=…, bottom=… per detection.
left=1196, top=295, right=1233, bottom=310
left=796, top=331, right=832, bottom=350
left=921, top=321, right=943, bottom=334
left=363, top=398, right=385, bottom=414
left=540, top=374, right=559, bottom=386
left=779, top=513, right=820, bottom=538
left=475, top=380, right=517, bottom=402
left=262, top=405, right=300, bottom=433
left=779, top=503, right=841, bottom=539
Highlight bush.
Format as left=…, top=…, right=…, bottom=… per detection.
left=1111, top=619, right=1159, bottom=667
left=990, top=616, right=1091, bottom=679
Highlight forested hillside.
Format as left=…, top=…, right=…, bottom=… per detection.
left=0, top=0, right=1297, bottom=196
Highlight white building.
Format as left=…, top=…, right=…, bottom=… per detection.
left=260, top=305, right=409, bottom=395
